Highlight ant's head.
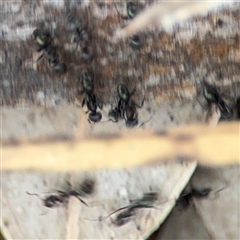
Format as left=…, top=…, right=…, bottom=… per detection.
left=117, top=83, right=130, bottom=102
left=129, top=35, right=141, bottom=49
left=202, top=80, right=219, bottom=103
left=33, top=29, right=51, bottom=48
left=79, top=179, right=95, bottom=196
left=44, top=195, right=64, bottom=208
left=81, top=70, right=94, bottom=94
left=127, top=2, right=137, bottom=19
left=81, top=45, right=93, bottom=63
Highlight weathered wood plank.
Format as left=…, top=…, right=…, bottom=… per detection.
left=1, top=161, right=196, bottom=239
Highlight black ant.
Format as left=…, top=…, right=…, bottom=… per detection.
left=112, top=193, right=158, bottom=227
left=201, top=80, right=232, bottom=119
left=175, top=187, right=225, bottom=211
left=85, top=192, right=158, bottom=227
left=26, top=190, right=88, bottom=208
left=67, top=14, right=93, bottom=63
left=112, top=207, right=136, bottom=227
left=129, top=192, right=158, bottom=206
left=126, top=1, right=138, bottom=19
left=108, top=83, right=145, bottom=128
left=26, top=178, right=95, bottom=208
left=115, top=2, right=142, bottom=50
left=33, top=29, right=67, bottom=73
left=80, top=70, right=102, bottom=123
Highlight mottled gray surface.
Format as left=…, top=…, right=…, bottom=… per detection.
left=150, top=165, right=240, bottom=239
left=1, top=0, right=239, bottom=239
left=1, top=162, right=196, bottom=239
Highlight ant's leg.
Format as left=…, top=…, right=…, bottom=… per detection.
left=138, top=116, right=152, bottom=128
left=108, top=118, right=118, bottom=123
left=97, top=102, right=103, bottom=110
left=81, top=98, right=89, bottom=114
left=130, top=87, right=136, bottom=97
left=37, top=46, right=44, bottom=52
left=88, top=118, right=94, bottom=124
left=36, top=53, right=44, bottom=62
left=74, top=195, right=89, bottom=207
left=139, top=95, right=145, bottom=108
left=215, top=104, right=219, bottom=115
left=81, top=97, right=86, bottom=108
left=75, top=41, right=79, bottom=51
left=114, top=3, right=128, bottom=21
left=195, top=96, right=208, bottom=110
left=26, top=191, right=40, bottom=198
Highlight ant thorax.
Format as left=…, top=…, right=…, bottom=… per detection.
left=86, top=94, right=97, bottom=112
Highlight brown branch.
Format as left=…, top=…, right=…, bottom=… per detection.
left=2, top=122, right=239, bottom=172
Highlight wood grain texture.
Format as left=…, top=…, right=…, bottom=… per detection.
left=0, top=1, right=239, bottom=239
left=0, top=1, right=239, bottom=108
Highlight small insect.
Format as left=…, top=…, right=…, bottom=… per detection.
left=126, top=2, right=138, bottom=19
left=26, top=178, right=95, bottom=208
left=67, top=14, right=93, bottom=62
left=33, top=29, right=52, bottom=51
left=129, top=34, right=142, bottom=49
left=175, top=187, right=225, bottom=211
left=131, top=192, right=159, bottom=206
left=112, top=207, right=136, bottom=227
left=26, top=191, right=86, bottom=208
left=42, top=194, right=66, bottom=208
left=111, top=193, right=158, bottom=227
left=33, top=29, right=66, bottom=73
left=108, top=83, right=145, bottom=128
left=115, top=2, right=143, bottom=49
left=85, top=192, right=158, bottom=227
left=175, top=188, right=211, bottom=210
left=201, top=80, right=232, bottom=119
left=236, top=97, right=240, bottom=119
left=80, top=70, right=102, bottom=123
